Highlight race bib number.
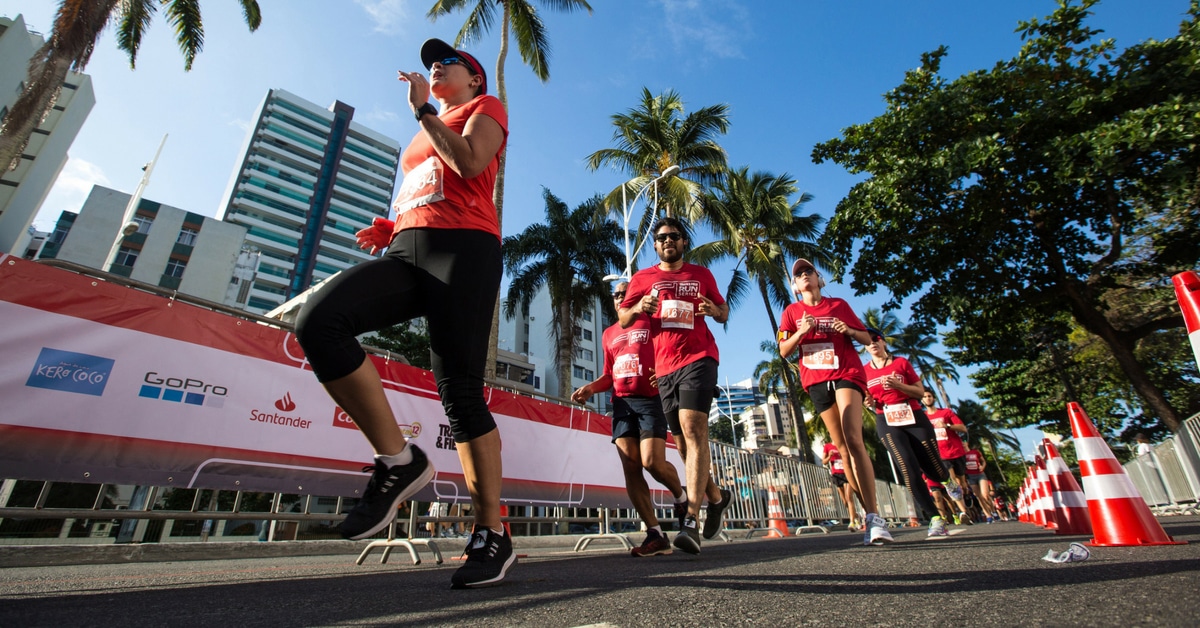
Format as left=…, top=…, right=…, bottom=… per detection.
left=392, top=156, right=445, bottom=214
left=612, top=354, right=641, bottom=380
left=832, top=459, right=844, bottom=472
left=884, top=403, right=916, bottom=427
left=661, top=299, right=695, bottom=330
left=801, top=342, right=837, bottom=370
left=934, top=426, right=947, bottom=441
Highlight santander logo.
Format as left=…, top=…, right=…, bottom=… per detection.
left=275, top=393, right=296, bottom=412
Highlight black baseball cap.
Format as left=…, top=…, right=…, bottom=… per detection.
left=420, top=38, right=487, bottom=95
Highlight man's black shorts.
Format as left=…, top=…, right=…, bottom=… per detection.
left=658, top=357, right=718, bottom=435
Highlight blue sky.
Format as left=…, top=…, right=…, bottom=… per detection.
left=3, top=0, right=1189, bottom=459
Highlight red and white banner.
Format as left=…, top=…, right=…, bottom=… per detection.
left=0, top=255, right=680, bottom=508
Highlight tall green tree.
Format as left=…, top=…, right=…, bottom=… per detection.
left=362, top=319, right=433, bottom=370
left=586, top=88, right=730, bottom=231
left=894, top=322, right=960, bottom=408
left=689, top=166, right=828, bottom=461
left=0, top=0, right=262, bottom=171
left=953, top=399, right=1023, bottom=479
left=812, top=0, right=1200, bottom=431
left=427, top=0, right=593, bottom=382
left=502, top=190, right=623, bottom=399
left=753, top=339, right=812, bottom=456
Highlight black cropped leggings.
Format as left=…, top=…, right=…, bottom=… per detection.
left=294, top=228, right=501, bottom=443
left=875, top=407, right=948, bottom=520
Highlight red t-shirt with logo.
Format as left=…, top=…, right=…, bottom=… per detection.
left=392, top=95, right=508, bottom=239
left=602, top=317, right=658, bottom=398
left=823, top=443, right=846, bottom=475
left=863, top=355, right=922, bottom=413
left=965, top=449, right=984, bottom=475
left=621, top=263, right=724, bottom=377
left=778, top=297, right=867, bottom=391
left=928, top=407, right=968, bottom=460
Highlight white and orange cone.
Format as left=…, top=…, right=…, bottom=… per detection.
left=1042, top=439, right=1092, bottom=536
left=1068, top=402, right=1185, bottom=546
left=1174, top=271, right=1200, bottom=370
left=765, top=485, right=790, bottom=538
left=1034, top=455, right=1059, bottom=530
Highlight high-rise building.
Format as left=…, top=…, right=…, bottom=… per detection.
left=498, top=284, right=609, bottom=412
left=45, top=185, right=248, bottom=303
left=218, top=88, right=401, bottom=313
left=0, top=15, right=95, bottom=255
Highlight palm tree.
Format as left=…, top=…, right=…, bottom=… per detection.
left=893, top=322, right=960, bottom=407
left=0, top=0, right=262, bottom=172
left=688, top=167, right=829, bottom=462
left=502, top=190, right=623, bottom=399
left=585, top=88, right=730, bottom=228
left=426, top=0, right=593, bottom=381
left=858, top=307, right=903, bottom=354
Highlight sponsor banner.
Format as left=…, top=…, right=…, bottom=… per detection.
left=0, top=257, right=680, bottom=506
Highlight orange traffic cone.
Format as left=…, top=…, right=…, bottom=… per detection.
left=1173, top=271, right=1200, bottom=370
left=1042, top=439, right=1092, bottom=536
left=1068, top=402, right=1185, bottom=546
left=1028, top=466, right=1047, bottom=527
left=765, top=486, right=790, bottom=538
left=1019, top=476, right=1031, bottom=523
left=1034, top=455, right=1059, bottom=530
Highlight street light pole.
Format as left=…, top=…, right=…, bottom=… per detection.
left=103, top=134, right=168, bottom=273
left=603, top=165, right=681, bottom=282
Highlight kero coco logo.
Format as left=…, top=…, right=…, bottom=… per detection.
left=138, top=371, right=228, bottom=407
left=26, top=348, right=115, bottom=397
left=332, top=406, right=422, bottom=438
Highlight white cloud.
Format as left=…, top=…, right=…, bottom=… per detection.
left=32, top=157, right=110, bottom=230
left=657, top=0, right=752, bottom=61
left=358, top=106, right=400, bottom=126
left=354, top=0, right=412, bottom=35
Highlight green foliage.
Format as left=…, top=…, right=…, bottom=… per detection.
left=586, top=88, right=731, bottom=224
left=812, top=0, right=1200, bottom=431
left=502, top=189, right=624, bottom=398
left=362, top=319, right=433, bottom=370
left=708, top=415, right=744, bottom=447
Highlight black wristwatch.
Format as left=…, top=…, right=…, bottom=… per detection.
left=414, top=103, right=438, bottom=121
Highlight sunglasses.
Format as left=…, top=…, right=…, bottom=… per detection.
left=439, top=57, right=475, bottom=72
left=612, top=291, right=626, bottom=299
left=654, top=232, right=682, bottom=243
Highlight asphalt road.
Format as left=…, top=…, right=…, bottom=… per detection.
left=2, top=516, right=1197, bottom=627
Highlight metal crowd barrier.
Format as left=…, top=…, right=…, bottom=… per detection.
left=0, top=439, right=916, bottom=548
left=1123, top=412, right=1200, bottom=516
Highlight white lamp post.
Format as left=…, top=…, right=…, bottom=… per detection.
left=103, top=134, right=168, bottom=273
left=603, top=165, right=682, bottom=282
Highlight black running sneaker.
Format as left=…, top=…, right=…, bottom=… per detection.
left=673, top=499, right=689, bottom=530
left=451, top=528, right=516, bottom=589
left=337, top=445, right=435, bottom=540
left=673, top=515, right=701, bottom=555
left=702, top=487, right=732, bottom=540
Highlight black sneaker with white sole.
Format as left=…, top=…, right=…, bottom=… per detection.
left=702, top=487, right=732, bottom=539
left=451, top=528, right=517, bottom=589
left=673, top=515, right=701, bottom=555
left=337, top=445, right=435, bottom=540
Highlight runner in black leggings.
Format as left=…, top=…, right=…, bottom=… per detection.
left=861, top=328, right=949, bottom=537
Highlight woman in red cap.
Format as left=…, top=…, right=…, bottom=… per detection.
left=295, top=38, right=511, bottom=588
left=777, top=258, right=893, bottom=545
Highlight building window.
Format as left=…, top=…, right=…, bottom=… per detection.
left=133, top=215, right=153, bottom=234
left=575, top=348, right=593, bottom=361
left=114, top=247, right=138, bottom=267
left=165, top=258, right=187, bottom=278
left=177, top=227, right=198, bottom=246
left=582, top=329, right=593, bottom=341
left=572, top=365, right=594, bottom=380
left=50, top=224, right=70, bottom=244
left=522, top=341, right=529, bottom=354
left=582, top=310, right=592, bottom=322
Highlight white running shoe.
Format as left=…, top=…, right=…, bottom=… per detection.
left=865, top=513, right=894, bottom=545
left=927, top=516, right=948, bottom=537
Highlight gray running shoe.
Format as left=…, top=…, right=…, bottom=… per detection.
left=673, top=515, right=701, bottom=555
